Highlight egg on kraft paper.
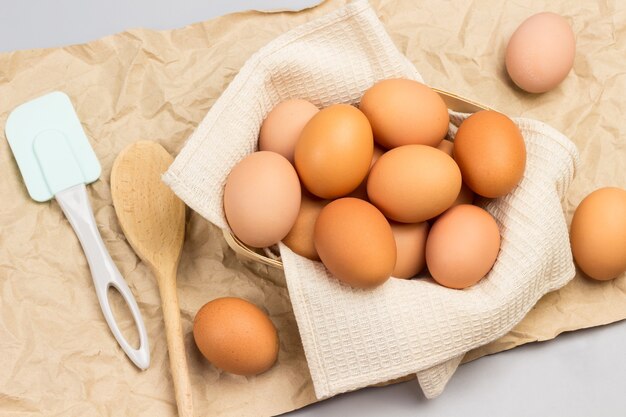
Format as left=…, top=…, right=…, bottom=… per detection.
left=193, top=297, right=279, bottom=376
left=224, top=151, right=301, bottom=248
left=390, top=221, right=430, bottom=279
left=426, top=204, right=501, bottom=289
left=282, top=191, right=329, bottom=261
left=259, top=99, right=319, bottom=163
left=314, top=198, right=396, bottom=289
left=453, top=110, right=526, bottom=198
left=295, top=104, right=373, bottom=199
left=360, top=78, right=449, bottom=148
left=570, top=187, right=626, bottom=281
left=506, top=12, right=576, bottom=94
left=367, top=144, right=462, bottom=223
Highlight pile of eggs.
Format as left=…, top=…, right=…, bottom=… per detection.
left=223, top=78, right=527, bottom=290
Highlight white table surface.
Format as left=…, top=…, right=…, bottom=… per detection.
left=3, top=1, right=625, bottom=416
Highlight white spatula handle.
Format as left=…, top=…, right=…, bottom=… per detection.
left=55, top=183, right=150, bottom=370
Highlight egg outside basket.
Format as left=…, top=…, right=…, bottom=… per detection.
left=164, top=0, right=580, bottom=400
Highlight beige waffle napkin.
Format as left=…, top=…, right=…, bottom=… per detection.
left=164, top=0, right=580, bottom=399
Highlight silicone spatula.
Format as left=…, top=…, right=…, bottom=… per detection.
left=5, top=91, right=150, bottom=370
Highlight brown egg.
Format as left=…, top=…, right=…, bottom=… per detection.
left=430, top=183, right=475, bottom=225
left=570, top=187, right=626, bottom=280
left=348, top=145, right=385, bottom=200
left=360, top=78, right=449, bottom=149
left=295, top=104, right=373, bottom=199
left=314, top=198, right=396, bottom=288
left=451, top=183, right=475, bottom=209
left=259, top=99, right=319, bottom=163
left=426, top=204, right=501, bottom=289
left=224, top=151, right=301, bottom=248
left=390, top=221, right=430, bottom=279
left=453, top=111, right=526, bottom=198
left=193, top=297, right=279, bottom=376
left=506, top=13, right=575, bottom=94
left=436, top=139, right=454, bottom=156
left=282, top=191, right=329, bottom=261
left=367, top=144, right=462, bottom=223
left=434, top=139, right=474, bottom=211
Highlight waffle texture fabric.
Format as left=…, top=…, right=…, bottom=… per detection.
left=164, top=0, right=580, bottom=399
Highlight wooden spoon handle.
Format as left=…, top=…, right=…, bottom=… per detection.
left=157, top=270, right=194, bottom=417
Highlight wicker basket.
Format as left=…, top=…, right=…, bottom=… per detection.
left=222, top=88, right=490, bottom=269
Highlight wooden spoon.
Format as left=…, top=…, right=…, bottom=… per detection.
left=111, top=141, right=192, bottom=417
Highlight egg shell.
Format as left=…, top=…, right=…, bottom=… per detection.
left=193, top=297, right=279, bottom=376
left=436, top=139, right=454, bottom=156
left=426, top=204, right=501, bottom=289
left=224, top=151, right=301, bottom=248
left=348, top=145, right=385, bottom=200
left=506, top=12, right=575, bottom=94
left=435, top=140, right=475, bottom=208
left=390, top=221, right=430, bottom=279
left=360, top=78, right=449, bottom=148
left=431, top=182, right=475, bottom=225
left=451, top=182, right=475, bottom=209
left=295, top=104, right=373, bottom=199
left=314, top=198, right=396, bottom=289
left=367, top=144, right=462, bottom=223
left=282, top=191, right=329, bottom=261
left=570, top=187, right=626, bottom=281
left=258, top=99, right=319, bottom=163
left=433, top=139, right=474, bottom=211
left=453, top=110, right=526, bottom=198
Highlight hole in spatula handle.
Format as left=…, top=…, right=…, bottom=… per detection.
left=107, top=285, right=141, bottom=350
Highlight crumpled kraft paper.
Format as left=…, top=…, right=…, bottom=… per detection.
left=0, top=0, right=624, bottom=416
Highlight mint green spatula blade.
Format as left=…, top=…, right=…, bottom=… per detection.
left=5, top=91, right=100, bottom=201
